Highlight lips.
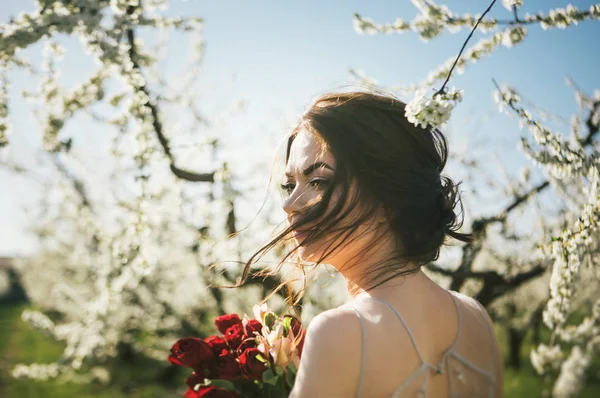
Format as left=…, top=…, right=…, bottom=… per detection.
left=293, top=231, right=308, bottom=241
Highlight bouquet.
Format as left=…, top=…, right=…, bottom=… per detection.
left=168, top=304, right=306, bottom=398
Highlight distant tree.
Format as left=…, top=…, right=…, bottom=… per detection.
left=0, top=0, right=284, bottom=383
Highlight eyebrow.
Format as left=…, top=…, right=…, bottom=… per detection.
left=285, top=162, right=335, bottom=178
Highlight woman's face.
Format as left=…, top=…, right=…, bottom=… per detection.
left=283, top=128, right=392, bottom=275
left=282, top=129, right=337, bottom=261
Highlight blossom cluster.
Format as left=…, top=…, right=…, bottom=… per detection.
left=530, top=344, right=563, bottom=375
left=502, top=0, right=523, bottom=11
left=405, top=87, right=463, bottom=129
left=424, top=31, right=498, bottom=86
left=531, top=4, right=600, bottom=30
left=3, top=0, right=229, bottom=382
left=494, top=84, right=594, bottom=179
left=353, top=2, right=599, bottom=107
left=553, top=346, right=592, bottom=398
left=353, top=1, right=498, bottom=40
left=495, top=83, right=600, bottom=395
left=353, top=3, right=600, bottom=40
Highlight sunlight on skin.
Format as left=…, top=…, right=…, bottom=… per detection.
left=282, top=129, right=405, bottom=297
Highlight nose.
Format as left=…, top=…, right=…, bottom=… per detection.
left=282, top=188, right=306, bottom=216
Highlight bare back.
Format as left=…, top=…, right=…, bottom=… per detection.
left=340, top=287, right=503, bottom=398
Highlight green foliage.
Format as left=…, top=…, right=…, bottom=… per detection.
left=264, top=312, right=276, bottom=329
left=0, top=304, right=188, bottom=398
left=494, top=323, right=600, bottom=397
left=207, top=379, right=240, bottom=393
left=262, top=367, right=279, bottom=385
left=282, top=316, right=292, bottom=337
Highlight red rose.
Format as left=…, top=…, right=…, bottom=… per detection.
left=205, top=335, right=230, bottom=356
left=209, top=353, right=241, bottom=381
left=215, top=314, right=242, bottom=334
left=243, top=319, right=262, bottom=337
left=224, top=324, right=244, bottom=349
left=169, top=337, right=214, bottom=373
left=185, top=371, right=204, bottom=389
left=238, top=348, right=267, bottom=381
left=236, top=337, right=257, bottom=354
left=185, top=386, right=240, bottom=398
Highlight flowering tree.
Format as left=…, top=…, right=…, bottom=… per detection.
left=354, top=1, right=600, bottom=396
left=0, top=0, right=287, bottom=385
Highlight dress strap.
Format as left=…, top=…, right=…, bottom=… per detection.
left=350, top=307, right=366, bottom=398
left=360, top=290, right=462, bottom=370
left=474, top=299, right=497, bottom=385
left=367, top=296, right=426, bottom=363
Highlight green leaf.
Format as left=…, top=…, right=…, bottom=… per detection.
left=256, top=353, right=268, bottom=363
left=282, top=316, right=292, bottom=337
left=287, top=362, right=297, bottom=375
left=285, top=367, right=296, bottom=389
left=206, top=379, right=240, bottom=393
left=264, top=312, right=276, bottom=329
left=263, top=368, right=279, bottom=385
left=274, top=365, right=284, bottom=376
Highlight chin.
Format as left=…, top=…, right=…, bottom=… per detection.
left=296, top=240, right=324, bottom=263
left=295, top=233, right=349, bottom=265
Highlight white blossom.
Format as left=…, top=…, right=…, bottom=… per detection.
left=352, top=2, right=600, bottom=43
left=21, top=310, right=56, bottom=335
left=405, top=87, right=463, bottom=129
left=502, top=0, right=523, bottom=11
left=424, top=33, right=503, bottom=86
left=3, top=0, right=223, bottom=381
left=501, top=26, right=527, bottom=48
left=353, top=14, right=379, bottom=35
left=553, top=346, right=591, bottom=398
left=530, top=344, right=563, bottom=375
left=11, top=363, right=62, bottom=380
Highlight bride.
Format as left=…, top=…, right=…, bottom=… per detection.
left=245, top=91, right=503, bottom=397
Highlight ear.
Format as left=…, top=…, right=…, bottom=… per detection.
left=376, top=206, right=391, bottom=224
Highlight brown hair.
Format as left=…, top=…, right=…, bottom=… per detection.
left=239, top=91, right=471, bottom=302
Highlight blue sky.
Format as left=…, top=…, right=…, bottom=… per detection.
left=1, top=0, right=599, bottom=256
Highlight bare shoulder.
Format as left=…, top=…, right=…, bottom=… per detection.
left=289, top=306, right=363, bottom=397
left=305, top=305, right=363, bottom=348
left=450, top=290, right=492, bottom=325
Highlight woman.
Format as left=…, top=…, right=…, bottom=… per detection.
left=245, top=91, right=503, bottom=397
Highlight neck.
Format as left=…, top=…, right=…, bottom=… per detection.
left=342, top=262, right=427, bottom=298
left=328, top=231, right=426, bottom=298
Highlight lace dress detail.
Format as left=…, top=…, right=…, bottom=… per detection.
left=350, top=291, right=497, bottom=398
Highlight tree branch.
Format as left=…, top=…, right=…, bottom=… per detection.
left=125, top=9, right=215, bottom=183
left=53, top=155, right=93, bottom=210
left=424, top=262, right=457, bottom=277
left=581, top=99, right=600, bottom=147
left=475, top=264, right=547, bottom=306
left=476, top=180, right=550, bottom=227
